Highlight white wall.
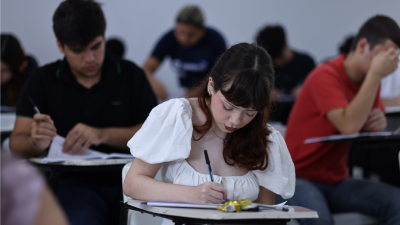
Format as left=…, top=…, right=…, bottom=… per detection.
left=2, top=0, right=400, bottom=93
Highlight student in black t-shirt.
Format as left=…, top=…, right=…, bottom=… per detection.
left=143, top=5, right=226, bottom=99
left=10, top=1, right=158, bottom=225
left=256, top=25, right=315, bottom=100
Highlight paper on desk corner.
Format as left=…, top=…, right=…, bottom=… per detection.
left=305, top=132, right=393, bottom=144
left=41, top=135, right=107, bottom=163
left=1, top=113, right=16, bottom=132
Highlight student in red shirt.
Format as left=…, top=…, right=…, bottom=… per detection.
left=283, top=15, right=400, bottom=225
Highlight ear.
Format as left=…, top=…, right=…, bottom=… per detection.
left=208, top=77, right=214, bottom=89
left=57, top=40, right=65, bottom=54
left=355, top=38, right=370, bottom=55
left=18, top=60, right=28, bottom=73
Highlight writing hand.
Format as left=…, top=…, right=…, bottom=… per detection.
left=31, top=114, right=57, bottom=151
left=63, top=123, right=103, bottom=155
left=193, top=182, right=227, bottom=204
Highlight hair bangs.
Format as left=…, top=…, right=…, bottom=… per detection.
left=220, top=69, right=268, bottom=112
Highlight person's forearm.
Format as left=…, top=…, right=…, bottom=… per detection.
left=146, top=73, right=168, bottom=100
left=9, top=134, right=43, bottom=158
left=124, top=174, right=197, bottom=202
left=341, top=72, right=381, bottom=133
left=99, top=124, right=142, bottom=151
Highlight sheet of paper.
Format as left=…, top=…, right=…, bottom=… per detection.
left=385, top=106, right=400, bottom=114
left=146, top=201, right=288, bottom=209
left=305, top=131, right=394, bottom=144
left=41, top=135, right=106, bottom=163
left=1, top=113, right=16, bottom=132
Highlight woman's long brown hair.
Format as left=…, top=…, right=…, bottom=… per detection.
left=193, top=43, right=275, bottom=171
left=1, top=34, right=27, bottom=107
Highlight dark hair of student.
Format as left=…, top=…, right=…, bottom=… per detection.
left=52, top=0, right=106, bottom=50
left=194, top=43, right=275, bottom=171
left=106, top=38, right=125, bottom=59
left=176, top=5, right=204, bottom=28
left=350, top=15, right=400, bottom=51
left=1, top=34, right=27, bottom=107
left=339, top=35, right=355, bottom=54
left=256, top=25, right=286, bottom=59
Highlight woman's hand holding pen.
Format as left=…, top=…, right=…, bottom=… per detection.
left=31, top=114, right=57, bottom=151
left=193, top=182, right=227, bottom=204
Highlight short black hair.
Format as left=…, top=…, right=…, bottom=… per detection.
left=256, top=25, right=286, bottom=59
left=106, top=38, right=125, bottom=59
left=53, top=0, right=106, bottom=49
left=351, top=15, right=400, bottom=51
left=339, top=35, right=355, bottom=54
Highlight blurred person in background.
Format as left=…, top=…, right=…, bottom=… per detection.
left=256, top=25, right=315, bottom=100
left=1, top=152, right=69, bottom=225
left=283, top=15, right=400, bottom=225
left=106, top=38, right=126, bottom=59
left=106, top=37, right=167, bottom=101
left=380, top=62, right=400, bottom=106
left=143, top=5, right=226, bottom=100
left=1, top=34, right=38, bottom=108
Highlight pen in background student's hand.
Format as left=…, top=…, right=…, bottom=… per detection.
left=29, top=97, right=41, bottom=114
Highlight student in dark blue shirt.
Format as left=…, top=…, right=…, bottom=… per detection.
left=143, top=5, right=226, bottom=99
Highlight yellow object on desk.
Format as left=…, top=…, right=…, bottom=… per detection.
left=217, top=200, right=252, bottom=212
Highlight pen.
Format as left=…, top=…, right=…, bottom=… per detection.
left=257, top=204, right=289, bottom=212
left=204, top=150, right=214, bottom=182
left=29, top=97, right=41, bottom=114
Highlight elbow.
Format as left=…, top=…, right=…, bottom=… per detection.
left=123, top=179, right=133, bottom=199
left=9, top=133, right=39, bottom=159
left=9, top=134, right=25, bottom=158
left=123, top=176, right=140, bottom=200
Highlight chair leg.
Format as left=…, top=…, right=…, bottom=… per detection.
left=119, top=203, right=129, bottom=225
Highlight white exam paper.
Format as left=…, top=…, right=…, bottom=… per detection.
left=305, top=131, right=393, bottom=144
left=41, top=135, right=133, bottom=163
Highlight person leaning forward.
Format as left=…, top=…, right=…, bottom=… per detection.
left=282, top=15, right=400, bottom=225
left=9, top=0, right=158, bottom=224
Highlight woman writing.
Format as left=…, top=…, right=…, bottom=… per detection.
left=124, top=43, right=295, bottom=212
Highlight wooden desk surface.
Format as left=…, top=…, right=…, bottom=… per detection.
left=126, top=200, right=318, bottom=220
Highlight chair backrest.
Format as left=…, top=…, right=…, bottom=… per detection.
left=121, top=161, right=163, bottom=225
left=122, top=162, right=132, bottom=202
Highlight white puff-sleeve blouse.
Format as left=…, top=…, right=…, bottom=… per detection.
left=127, top=98, right=295, bottom=199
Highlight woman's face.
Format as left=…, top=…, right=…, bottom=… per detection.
left=210, top=90, right=258, bottom=133
left=1, top=61, right=12, bottom=85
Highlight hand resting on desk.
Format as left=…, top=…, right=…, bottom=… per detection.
left=361, top=108, right=387, bottom=132
left=63, top=123, right=103, bottom=155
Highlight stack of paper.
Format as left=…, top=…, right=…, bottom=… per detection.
left=41, top=135, right=134, bottom=163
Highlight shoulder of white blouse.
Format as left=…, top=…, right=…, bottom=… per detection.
left=127, top=98, right=194, bottom=164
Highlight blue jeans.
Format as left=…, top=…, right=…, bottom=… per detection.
left=276, top=177, right=400, bottom=225
left=56, top=178, right=123, bottom=225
